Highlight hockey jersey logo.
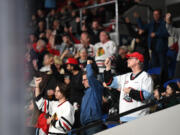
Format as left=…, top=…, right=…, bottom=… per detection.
left=123, top=94, right=133, bottom=102
left=97, top=47, right=105, bottom=56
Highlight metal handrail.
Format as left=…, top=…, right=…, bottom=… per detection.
left=78, top=0, right=115, bottom=11
left=45, top=1, right=153, bottom=45
left=77, top=0, right=119, bottom=44
left=69, top=93, right=180, bottom=134
left=78, top=0, right=116, bottom=26
left=76, top=0, right=153, bottom=44
left=76, top=0, right=152, bottom=12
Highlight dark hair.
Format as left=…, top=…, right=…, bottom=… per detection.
left=36, top=73, right=57, bottom=98
left=56, top=82, right=70, bottom=99
left=45, top=53, right=54, bottom=58
left=71, top=64, right=81, bottom=71
left=62, top=33, right=70, bottom=38
left=100, top=31, right=110, bottom=40
left=154, top=85, right=163, bottom=92
left=168, top=82, right=179, bottom=95
left=92, top=19, right=99, bottom=23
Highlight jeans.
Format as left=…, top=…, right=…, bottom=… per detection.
left=174, top=61, right=180, bottom=79
left=151, top=50, right=169, bottom=83
left=151, top=51, right=167, bottom=68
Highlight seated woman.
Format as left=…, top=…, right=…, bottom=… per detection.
left=35, top=77, right=75, bottom=135
left=162, top=82, right=179, bottom=109
left=151, top=85, right=164, bottom=112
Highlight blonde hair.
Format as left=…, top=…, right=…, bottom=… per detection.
left=54, top=56, right=63, bottom=65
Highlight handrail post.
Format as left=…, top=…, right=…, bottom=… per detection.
left=76, top=0, right=116, bottom=36
left=115, top=0, right=119, bottom=45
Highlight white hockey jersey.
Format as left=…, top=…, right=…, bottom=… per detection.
left=36, top=97, right=75, bottom=134
left=94, top=40, right=117, bottom=73
left=110, top=71, right=153, bottom=122
left=76, top=43, right=95, bottom=57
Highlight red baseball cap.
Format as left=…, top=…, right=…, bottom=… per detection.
left=126, top=52, right=144, bottom=62
left=66, top=58, right=78, bottom=65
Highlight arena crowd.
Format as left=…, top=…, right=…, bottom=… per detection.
left=24, top=0, right=180, bottom=135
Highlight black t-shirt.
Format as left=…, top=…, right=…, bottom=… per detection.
left=69, top=71, right=84, bottom=105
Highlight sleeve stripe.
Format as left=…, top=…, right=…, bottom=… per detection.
left=140, top=90, right=143, bottom=101
left=35, top=97, right=45, bottom=111
left=61, top=116, right=73, bottom=128
left=106, top=78, right=113, bottom=86
left=62, top=122, right=71, bottom=131
left=142, top=90, right=152, bottom=100
left=39, top=102, right=44, bottom=111
left=44, top=100, right=47, bottom=112
left=59, top=120, right=66, bottom=132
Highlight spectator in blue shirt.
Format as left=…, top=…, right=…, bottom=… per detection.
left=135, top=9, right=169, bottom=81
left=80, top=60, right=104, bottom=135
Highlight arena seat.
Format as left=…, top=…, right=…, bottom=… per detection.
left=147, top=67, right=161, bottom=75
left=163, top=78, right=180, bottom=88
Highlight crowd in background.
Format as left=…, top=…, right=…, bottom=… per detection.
left=24, top=0, right=180, bottom=135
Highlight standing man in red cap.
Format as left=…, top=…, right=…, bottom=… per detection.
left=104, top=52, right=153, bottom=122
left=65, top=58, right=84, bottom=128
